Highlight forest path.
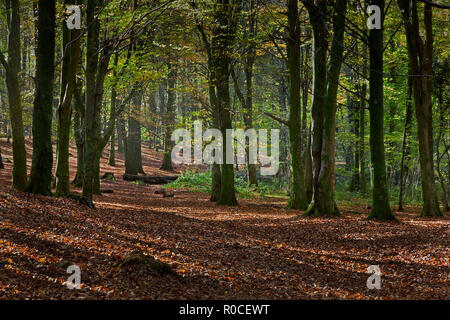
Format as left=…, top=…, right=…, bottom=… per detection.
left=0, top=139, right=449, bottom=299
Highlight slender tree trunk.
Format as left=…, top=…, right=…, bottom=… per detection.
left=82, top=0, right=100, bottom=202
left=72, top=83, right=84, bottom=187
left=160, top=64, right=177, bottom=171
left=24, top=0, right=56, bottom=196
left=286, top=0, right=307, bottom=210
left=55, top=1, right=81, bottom=197
left=2, top=0, right=27, bottom=190
left=398, top=77, right=413, bottom=211
left=368, top=0, right=395, bottom=220
left=117, top=116, right=125, bottom=153
left=359, top=83, right=367, bottom=193
left=108, top=54, right=119, bottom=166
left=349, top=97, right=360, bottom=192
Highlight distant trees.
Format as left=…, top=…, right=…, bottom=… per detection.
left=0, top=0, right=447, bottom=217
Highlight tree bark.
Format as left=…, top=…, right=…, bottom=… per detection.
left=397, top=0, right=442, bottom=216
left=286, top=0, right=307, bottom=210
left=368, top=0, right=395, bottom=220
left=55, top=0, right=81, bottom=196
left=24, top=0, right=56, bottom=196
left=398, top=77, right=413, bottom=211
left=82, top=0, right=100, bottom=201
left=213, top=0, right=239, bottom=206
left=160, top=64, right=177, bottom=171
left=315, top=0, right=347, bottom=216
left=1, top=0, right=27, bottom=190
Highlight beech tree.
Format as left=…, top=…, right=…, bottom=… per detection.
left=367, top=0, right=395, bottom=220
left=24, top=0, right=56, bottom=196
left=397, top=0, right=442, bottom=217
left=0, top=0, right=27, bottom=190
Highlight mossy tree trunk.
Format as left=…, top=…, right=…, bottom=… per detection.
left=24, top=0, right=56, bottom=196
left=212, top=0, right=240, bottom=206
left=191, top=7, right=223, bottom=201
left=0, top=0, right=27, bottom=190
left=303, top=2, right=327, bottom=216
left=368, top=0, right=395, bottom=221
left=82, top=0, right=100, bottom=200
left=55, top=0, right=81, bottom=197
left=314, top=0, right=347, bottom=216
left=398, top=0, right=442, bottom=217
left=286, top=0, right=307, bottom=210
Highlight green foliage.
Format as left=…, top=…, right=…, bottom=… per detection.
left=165, top=169, right=285, bottom=199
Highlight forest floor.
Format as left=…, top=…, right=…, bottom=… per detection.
left=0, top=139, right=449, bottom=299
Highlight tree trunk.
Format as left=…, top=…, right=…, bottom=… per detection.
left=82, top=0, right=100, bottom=201
left=126, top=90, right=143, bottom=175
left=398, top=77, right=413, bottom=211
left=117, top=116, right=126, bottom=153
left=359, top=83, right=367, bottom=193
left=55, top=0, right=81, bottom=196
left=368, top=0, right=395, bottom=221
left=72, top=84, right=84, bottom=187
left=286, top=0, right=307, bottom=210
left=108, top=54, right=119, bottom=166
left=2, top=0, right=27, bottom=190
left=303, top=2, right=327, bottom=215
left=160, top=64, right=176, bottom=171
left=315, top=0, right=347, bottom=216
left=398, top=0, right=442, bottom=217
left=24, top=0, right=56, bottom=196
left=213, top=0, right=239, bottom=206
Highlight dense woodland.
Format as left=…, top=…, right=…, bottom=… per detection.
left=0, top=0, right=448, bottom=300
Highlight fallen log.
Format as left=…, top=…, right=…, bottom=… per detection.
left=122, top=173, right=178, bottom=185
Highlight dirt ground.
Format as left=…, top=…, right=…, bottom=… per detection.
left=0, top=139, right=449, bottom=299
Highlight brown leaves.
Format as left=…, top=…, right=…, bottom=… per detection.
left=0, top=142, right=449, bottom=299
